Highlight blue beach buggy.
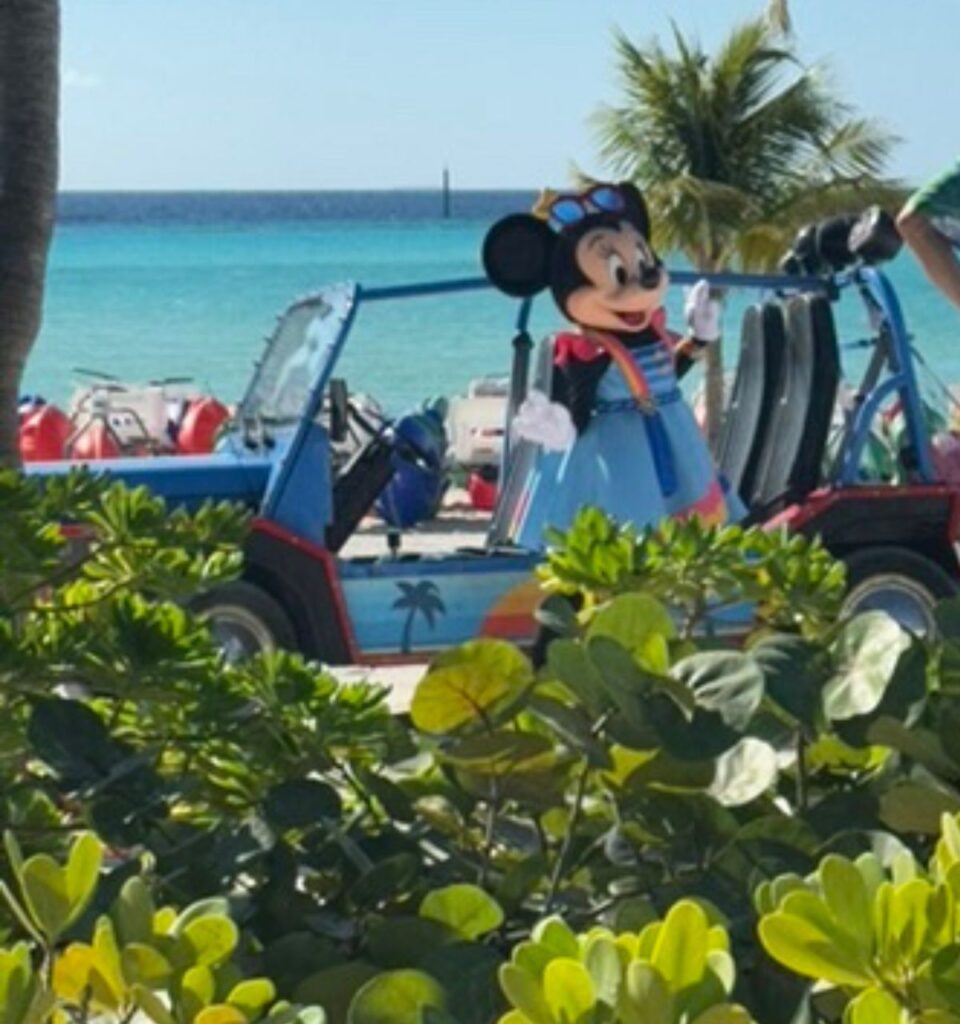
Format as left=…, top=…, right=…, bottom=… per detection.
left=27, top=211, right=960, bottom=659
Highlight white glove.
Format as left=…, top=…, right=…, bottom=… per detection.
left=512, top=390, right=576, bottom=452
left=684, top=278, right=723, bottom=343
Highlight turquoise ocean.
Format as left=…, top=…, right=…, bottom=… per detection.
left=23, top=191, right=960, bottom=416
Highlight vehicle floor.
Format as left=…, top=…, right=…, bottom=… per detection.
left=341, top=487, right=491, bottom=558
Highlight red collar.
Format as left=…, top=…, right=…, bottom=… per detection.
left=554, top=308, right=667, bottom=365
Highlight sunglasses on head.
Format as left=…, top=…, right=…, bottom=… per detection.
left=547, top=185, right=626, bottom=230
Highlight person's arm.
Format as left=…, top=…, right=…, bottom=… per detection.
left=897, top=206, right=960, bottom=311
left=897, top=159, right=960, bottom=311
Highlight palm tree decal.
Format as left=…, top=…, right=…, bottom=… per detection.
left=393, top=581, right=446, bottom=654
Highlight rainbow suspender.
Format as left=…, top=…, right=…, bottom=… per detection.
left=586, top=331, right=677, bottom=498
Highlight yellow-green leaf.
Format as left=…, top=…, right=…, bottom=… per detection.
left=195, top=1006, right=249, bottom=1024
left=227, top=978, right=276, bottom=1020
left=420, top=884, right=504, bottom=940
left=819, top=856, right=873, bottom=957
left=650, top=900, right=708, bottom=990
left=622, top=963, right=671, bottom=1024
left=759, top=912, right=874, bottom=987
left=844, top=987, right=903, bottom=1024
left=347, top=969, right=446, bottom=1024
left=65, top=833, right=103, bottom=923
left=181, top=915, right=239, bottom=967
left=114, top=876, right=156, bottom=946
left=499, top=964, right=556, bottom=1024
left=411, top=641, right=532, bottom=734
left=542, top=959, right=594, bottom=1024
left=121, top=943, right=173, bottom=988
left=20, top=855, right=71, bottom=940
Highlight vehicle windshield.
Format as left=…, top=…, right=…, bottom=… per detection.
left=235, top=283, right=355, bottom=426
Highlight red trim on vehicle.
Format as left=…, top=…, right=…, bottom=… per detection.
left=251, top=518, right=362, bottom=662
left=783, top=484, right=960, bottom=532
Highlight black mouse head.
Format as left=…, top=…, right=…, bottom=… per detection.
left=482, top=182, right=668, bottom=333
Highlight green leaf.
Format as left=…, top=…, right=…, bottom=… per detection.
left=441, top=733, right=555, bottom=777
left=582, top=935, right=621, bottom=1008
left=133, top=983, right=178, bottom=1024
left=411, top=641, right=532, bottom=734
left=419, top=943, right=503, bottom=1024
left=347, top=969, right=446, bottom=1024
left=65, top=832, right=103, bottom=923
left=542, top=959, right=595, bottom=1024
left=708, top=738, right=778, bottom=807
left=420, top=884, right=504, bottom=940
left=750, top=634, right=827, bottom=729
left=672, top=652, right=764, bottom=730
left=121, top=943, right=173, bottom=987
left=623, top=962, right=672, bottom=1024
left=651, top=900, right=709, bottom=990
left=759, top=910, right=874, bottom=987
left=180, top=914, right=239, bottom=967
left=690, top=1007, right=753, bottom=1024
left=182, top=965, right=217, bottom=1021
left=499, top=963, right=555, bottom=1024
left=113, top=876, right=155, bottom=946
left=19, top=854, right=72, bottom=941
left=587, top=593, right=675, bottom=653
left=227, top=978, right=277, bottom=1019
left=264, top=779, right=342, bottom=829
left=880, top=783, right=960, bottom=835
left=844, top=987, right=904, bottom=1024
left=818, top=856, right=873, bottom=956
left=367, top=916, right=458, bottom=969
left=545, top=639, right=609, bottom=716
left=195, top=1007, right=249, bottom=1024
left=351, top=854, right=420, bottom=909
left=823, top=613, right=911, bottom=720
left=295, top=963, right=381, bottom=1024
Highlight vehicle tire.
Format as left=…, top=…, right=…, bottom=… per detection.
left=190, top=580, right=297, bottom=661
left=841, top=545, right=958, bottom=636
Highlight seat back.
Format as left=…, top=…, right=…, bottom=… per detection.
left=716, top=302, right=786, bottom=502
left=748, top=294, right=840, bottom=513
left=487, top=336, right=556, bottom=546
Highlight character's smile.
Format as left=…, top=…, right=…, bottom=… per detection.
left=616, top=310, right=649, bottom=328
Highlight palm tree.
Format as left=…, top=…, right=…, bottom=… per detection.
left=393, top=581, right=446, bottom=654
left=593, top=14, right=902, bottom=443
left=0, top=1, right=60, bottom=467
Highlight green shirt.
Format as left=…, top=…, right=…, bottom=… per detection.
left=903, top=157, right=960, bottom=244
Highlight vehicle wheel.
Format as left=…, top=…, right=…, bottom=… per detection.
left=841, top=546, right=958, bottom=636
left=190, top=580, right=297, bottom=661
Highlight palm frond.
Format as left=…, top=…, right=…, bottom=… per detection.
left=766, top=0, right=792, bottom=36
left=594, top=15, right=899, bottom=272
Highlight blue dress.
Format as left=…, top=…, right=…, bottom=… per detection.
left=510, top=337, right=741, bottom=550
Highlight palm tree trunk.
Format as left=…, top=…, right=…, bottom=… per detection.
left=0, top=0, right=60, bottom=468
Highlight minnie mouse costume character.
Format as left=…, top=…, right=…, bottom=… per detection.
left=483, top=181, right=742, bottom=550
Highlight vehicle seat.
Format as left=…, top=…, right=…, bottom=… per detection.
left=715, top=302, right=786, bottom=504
left=748, top=294, right=840, bottom=516
left=487, top=336, right=556, bottom=547
left=325, top=435, right=396, bottom=552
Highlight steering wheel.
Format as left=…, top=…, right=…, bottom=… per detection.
left=330, top=380, right=436, bottom=473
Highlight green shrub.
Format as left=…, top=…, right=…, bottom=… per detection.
left=0, top=831, right=322, bottom=1024
left=5, top=479, right=960, bottom=1023
left=758, top=811, right=960, bottom=1023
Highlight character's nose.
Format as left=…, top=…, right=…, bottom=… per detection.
left=639, top=264, right=662, bottom=289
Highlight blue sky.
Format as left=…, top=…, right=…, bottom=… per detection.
left=61, top=0, right=960, bottom=191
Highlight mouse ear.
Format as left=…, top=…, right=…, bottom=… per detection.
left=617, top=181, right=651, bottom=239
left=482, top=214, right=556, bottom=298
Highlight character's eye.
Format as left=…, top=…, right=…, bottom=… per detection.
left=606, top=253, right=628, bottom=287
